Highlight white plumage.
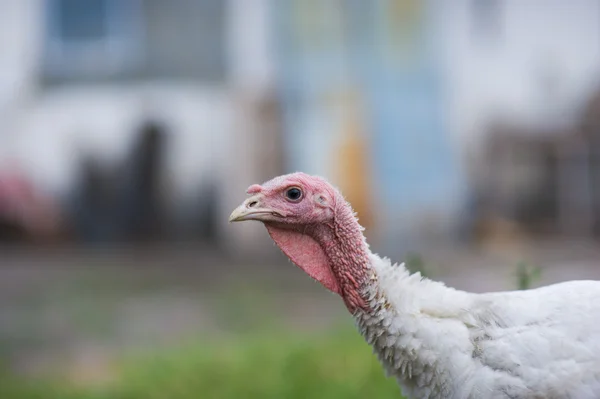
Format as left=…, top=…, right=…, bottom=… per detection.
left=229, top=172, right=600, bottom=398
left=359, top=253, right=600, bottom=398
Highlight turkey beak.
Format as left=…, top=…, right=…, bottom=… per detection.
left=229, top=195, right=282, bottom=222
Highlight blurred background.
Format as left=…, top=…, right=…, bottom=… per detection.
left=2, top=0, right=600, bottom=397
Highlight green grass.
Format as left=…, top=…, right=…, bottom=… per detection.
left=515, top=261, right=542, bottom=290
left=2, top=256, right=542, bottom=399
left=0, top=327, right=404, bottom=399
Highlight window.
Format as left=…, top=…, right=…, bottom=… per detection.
left=141, top=0, right=226, bottom=82
left=57, top=0, right=108, bottom=41
left=42, top=0, right=226, bottom=84
left=43, top=0, right=143, bottom=81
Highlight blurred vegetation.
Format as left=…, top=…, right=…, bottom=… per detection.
left=406, top=253, right=543, bottom=291
left=0, top=327, right=403, bottom=399
left=0, top=256, right=545, bottom=399
left=515, top=261, right=542, bottom=290
left=404, top=252, right=429, bottom=278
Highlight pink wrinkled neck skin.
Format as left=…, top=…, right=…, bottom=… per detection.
left=266, top=225, right=341, bottom=294
left=265, top=192, right=372, bottom=314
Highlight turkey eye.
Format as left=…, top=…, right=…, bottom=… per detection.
left=285, top=187, right=302, bottom=201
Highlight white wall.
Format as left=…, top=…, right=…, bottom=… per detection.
left=0, top=0, right=41, bottom=113
left=6, top=84, right=232, bottom=200
left=438, top=0, right=600, bottom=155
left=227, top=0, right=275, bottom=92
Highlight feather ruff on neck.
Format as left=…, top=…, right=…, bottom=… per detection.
left=355, top=254, right=476, bottom=398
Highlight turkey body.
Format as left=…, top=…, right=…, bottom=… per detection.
left=360, top=253, right=600, bottom=398
left=229, top=172, right=600, bottom=399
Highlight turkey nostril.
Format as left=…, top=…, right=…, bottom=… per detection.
left=248, top=201, right=258, bottom=208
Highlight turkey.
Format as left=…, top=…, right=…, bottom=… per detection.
left=229, top=172, right=600, bottom=399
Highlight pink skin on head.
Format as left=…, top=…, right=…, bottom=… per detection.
left=237, top=172, right=371, bottom=313
left=246, top=184, right=262, bottom=194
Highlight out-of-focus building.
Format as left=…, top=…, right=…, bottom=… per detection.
left=272, top=0, right=600, bottom=254
left=0, top=0, right=281, bottom=253
left=440, top=0, right=600, bottom=243
left=0, top=0, right=600, bottom=254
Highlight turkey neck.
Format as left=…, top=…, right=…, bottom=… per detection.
left=309, top=198, right=373, bottom=313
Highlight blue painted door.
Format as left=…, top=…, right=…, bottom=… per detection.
left=273, top=0, right=465, bottom=243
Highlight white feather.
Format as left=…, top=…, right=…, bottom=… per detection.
left=355, top=253, right=600, bottom=398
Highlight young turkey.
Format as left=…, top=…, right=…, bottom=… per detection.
left=229, top=172, right=600, bottom=399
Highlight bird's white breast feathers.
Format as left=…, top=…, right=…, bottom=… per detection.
left=354, top=253, right=600, bottom=399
